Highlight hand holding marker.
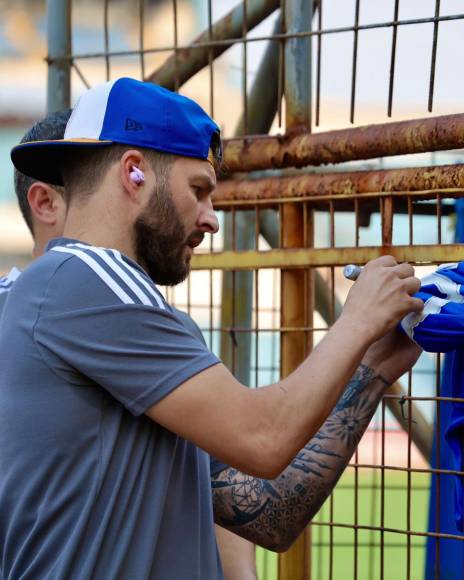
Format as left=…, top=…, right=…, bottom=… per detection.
left=343, top=264, right=363, bottom=281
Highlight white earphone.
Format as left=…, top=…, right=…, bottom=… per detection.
left=129, top=166, right=145, bottom=184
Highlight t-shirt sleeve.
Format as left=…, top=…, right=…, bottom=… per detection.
left=210, top=456, right=228, bottom=477
left=33, top=253, right=219, bottom=416
left=400, top=263, right=464, bottom=352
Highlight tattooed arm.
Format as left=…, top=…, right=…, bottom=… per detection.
left=212, top=331, right=421, bottom=552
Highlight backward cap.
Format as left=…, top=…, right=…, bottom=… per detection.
left=11, top=77, right=221, bottom=186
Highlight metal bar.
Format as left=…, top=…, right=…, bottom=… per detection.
left=191, top=243, right=464, bottom=271
left=214, top=164, right=464, bottom=205
left=257, top=209, right=344, bottom=326
left=406, top=369, right=412, bottom=580
left=315, top=0, right=322, bottom=126
left=64, top=13, right=464, bottom=63
left=279, top=1, right=312, bottom=578
left=71, top=61, right=91, bottom=89
left=428, top=0, right=441, bottom=112
left=310, top=521, right=464, bottom=542
left=381, top=197, right=394, bottom=246
left=387, top=0, right=400, bottom=117
left=380, top=400, right=386, bottom=580
left=283, top=0, right=312, bottom=132
left=219, top=213, right=255, bottom=384
left=223, top=113, right=464, bottom=172
left=172, top=0, right=179, bottom=91
left=408, top=196, right=414, bottom=245
left=350, top=0, right=360, bottom=124
left=207, top=0, right=214, bottom=116
left=242, top=0, right=249, bottom=136
left=234, top=16, right=282, bottom=136
left=386, top=383, right=433, bottom=463
left=435, top=353, right=442, bottom=579
left=139, top=0, right=145, bottom=79
left=212, top=190, right=462, bottom=212
left=220, top=16, right=282, bottom=385
left=46, top=0, right=71, bottom=112
left=145, top=0, right=279, bottom=89
left=104, top=0, right=110, bottom=81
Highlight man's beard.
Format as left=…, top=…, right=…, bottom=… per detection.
left=134, top=181, right=203, bottom=286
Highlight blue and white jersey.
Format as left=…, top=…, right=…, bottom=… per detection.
left=401, top=263, right=464, bottom=352
left=0, top=238, right=223, bottom=580
left=401, top=262, right=464, bottom=531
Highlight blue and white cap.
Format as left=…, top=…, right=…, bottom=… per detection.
left=11, top=77, right=222, bottom=186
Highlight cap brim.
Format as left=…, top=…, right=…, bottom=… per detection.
left=11, top=139, right=113, bottom=186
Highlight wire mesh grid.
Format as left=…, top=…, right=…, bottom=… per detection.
left=50, top=1, right=464, bottom=578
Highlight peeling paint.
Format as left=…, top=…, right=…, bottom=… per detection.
left=223, top=114, right=464, bottom=172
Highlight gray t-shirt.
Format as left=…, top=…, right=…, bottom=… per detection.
left=0, top=238, right=223, bottom=580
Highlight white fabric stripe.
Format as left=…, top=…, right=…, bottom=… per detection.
left=64, top=80, right=117, bottom=140
left=68, top=243, right=153, bottom=307
left=420, top=271, right=464, bottom=303
left=51, top=247, right=134, bottom=304
left=437, top=262, right=458, bottom=272
left=111, top=250, right=165, bottom=310
left=0, top=287, right=11, bottom=295
left=401, top=296, right=450, bottom=342
left=0, top=279, right=13, bottom=288
left=4, top=266, right=21, bottom=284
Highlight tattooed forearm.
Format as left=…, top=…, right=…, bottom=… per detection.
left=212, top=364, right=390, bottom=551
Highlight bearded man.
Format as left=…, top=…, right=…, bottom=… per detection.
left=2, top=78, right=422, bottom=579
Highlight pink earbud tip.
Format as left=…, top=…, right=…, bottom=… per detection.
left=130, top=167, right=145, bottom=184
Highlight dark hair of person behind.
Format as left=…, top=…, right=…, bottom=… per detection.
left=14, top=109, right=72, bottom=234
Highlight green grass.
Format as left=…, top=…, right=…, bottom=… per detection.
left=256, top=469, right=430, bottom=580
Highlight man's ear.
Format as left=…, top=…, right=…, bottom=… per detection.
left=27, top=182, right=65, bottom=226
left=120, top=149, right=151, bottom=203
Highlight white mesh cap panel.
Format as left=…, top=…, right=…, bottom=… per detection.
left=64, top=80, right=117, bottom=140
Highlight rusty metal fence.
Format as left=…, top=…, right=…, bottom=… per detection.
left=47, top=0, right=464, bottom=578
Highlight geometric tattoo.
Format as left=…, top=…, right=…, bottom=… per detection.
left=211, top=364, right=391, bottom=551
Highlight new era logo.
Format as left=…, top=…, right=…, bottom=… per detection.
left=125, top=118, right=143, bottom=131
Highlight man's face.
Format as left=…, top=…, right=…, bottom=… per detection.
left=134, top=157, right=218, bottom=286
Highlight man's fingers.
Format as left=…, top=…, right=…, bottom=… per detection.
left=408, top=297, right=425, bottom=313
left=403, top=276, right=421, bottom=295
left=392, top=262, right=415, bottom=279
left=365, top=255, right=397, bottom=269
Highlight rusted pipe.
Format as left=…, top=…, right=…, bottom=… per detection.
left=214, top=164, right=464, bottom=206
left=223, top=113, right=464, bottom=172
left=145, top=0, right=279, bottom=90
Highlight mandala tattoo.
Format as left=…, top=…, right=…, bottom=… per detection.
left=212, top=364, right=390, bottom=550
left=326, top=392, right=374, bottom=446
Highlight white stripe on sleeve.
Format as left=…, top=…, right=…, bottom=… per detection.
left=69, top=243, right=155, bottom=307
left=51, top=246, right=135, bottom=304
left=111, top=250, right=165, bottom=310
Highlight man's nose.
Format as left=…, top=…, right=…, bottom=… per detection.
left=198, top=201, right=219, bottom=234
